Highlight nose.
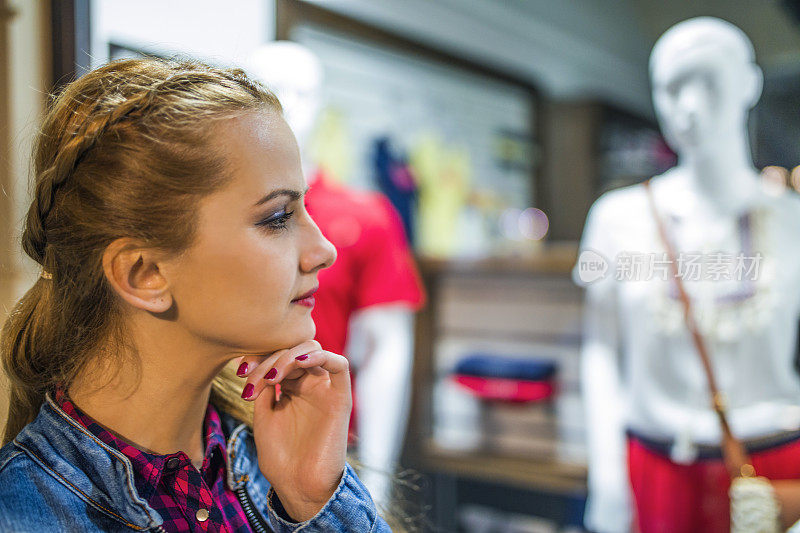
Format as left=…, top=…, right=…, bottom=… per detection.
left=299, top=216, right=337, bottom=274
left=675, top=85, right=702, bottom=131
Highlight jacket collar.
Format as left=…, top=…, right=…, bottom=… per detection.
left=12, top=391, right=257, bottom=531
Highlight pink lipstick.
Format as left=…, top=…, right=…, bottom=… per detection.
left=292, top=287, right=318, bottom=308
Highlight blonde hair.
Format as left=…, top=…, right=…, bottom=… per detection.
left=1, top=57, right=281, bottom=445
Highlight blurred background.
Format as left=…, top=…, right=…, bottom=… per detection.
left=2, top=1, right=800, bottom=532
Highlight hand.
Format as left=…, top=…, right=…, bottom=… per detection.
left=771, top=480, right=800, bottom=530
left=234, top=340, right=352, bottom=521
left=585, top=477, right=632, bottom=533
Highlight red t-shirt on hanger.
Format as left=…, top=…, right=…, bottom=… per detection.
left=304, top=170, right=426, bottom=443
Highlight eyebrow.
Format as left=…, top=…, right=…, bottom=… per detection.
left=253, top=186, right=309, bottom=207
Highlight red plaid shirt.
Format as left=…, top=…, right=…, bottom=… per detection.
left=53, top=384, right=254, bottom=532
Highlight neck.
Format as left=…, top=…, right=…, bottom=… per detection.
left=677, top=134, right=761, bottom=215
left=67, top=316, right=233, bottom=467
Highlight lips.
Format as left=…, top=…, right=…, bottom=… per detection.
left=292, top=287, right=318, bottom=301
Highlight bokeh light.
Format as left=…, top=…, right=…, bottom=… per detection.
left=519, top=208, right=549, bottom=241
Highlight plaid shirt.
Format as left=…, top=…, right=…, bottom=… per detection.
left=53, top=384, right=254, bottom=533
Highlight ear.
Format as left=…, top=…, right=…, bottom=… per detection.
left=102, top=237, right=173, bottom=314
left=744, top=64, right=764, bottom=108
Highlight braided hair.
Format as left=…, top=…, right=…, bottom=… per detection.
left=2, top=57, right=281, bottom=444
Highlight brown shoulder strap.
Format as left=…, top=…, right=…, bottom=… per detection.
left=642, top=179, right=754, bottom=479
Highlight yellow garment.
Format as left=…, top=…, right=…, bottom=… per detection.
left=410, top=133, right=471, bottom=258
left=309, top=106, right=353, bottom=184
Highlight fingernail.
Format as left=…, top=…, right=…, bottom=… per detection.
left=264, top=368, right=277, bottom=380
left=295, top=354, right=308, bottom=361
left=236, top=362, right=249, bottom=377
left=241, top=383, right=254, bottom=399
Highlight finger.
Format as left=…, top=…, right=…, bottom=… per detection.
left=234, top=353, right=271, bottom=378
left=250, top=338, right=321, bottom=381
left=260, top=347, right=317, bottom=385
left=276, top=351, right=328, bottom=395
left=278, top=351, right=352, bottom=402
left=235, top=338, right=320, bottom=379
left=294, top=350, right=351, bottom=389
left=254, top=382, right=278, bottom=410
left=234, top=355, right=250, bottom=377
left=239, top=339, right=323, bottom=400
left=277, top=339, right=322, bottom=362
left=240, top=349, right=290, bottom=401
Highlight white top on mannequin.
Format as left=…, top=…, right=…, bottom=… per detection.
left=574, top=17, right=800, bottom=533
left=245, top=41, right=417, bottom=508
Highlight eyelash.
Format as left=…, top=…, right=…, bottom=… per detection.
left=256, top=209, right=295, bottom=232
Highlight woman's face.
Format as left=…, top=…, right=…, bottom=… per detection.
left=166, top=111, right=336, bottom=355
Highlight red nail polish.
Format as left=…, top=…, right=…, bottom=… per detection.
left=295, top=354, right=308, bottom=361
left=236, top=362, right=249, bottom=377
left=241, top=383, right=254, bottom=399
left=265, top=368, right=277, bottom=380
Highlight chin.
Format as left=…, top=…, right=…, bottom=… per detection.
left=280, top=319, right=317, bottom=347
left=235, top=318, right=317, bottom=354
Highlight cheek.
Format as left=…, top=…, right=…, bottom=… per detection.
left=172, top=231, right=303, bottom=348
left=235, top=244, right=296, bottom=310
left=214, top=232, right=295, bottom=310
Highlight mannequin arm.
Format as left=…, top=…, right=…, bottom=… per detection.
left=581, top=282, right=632, bottom=533
left=345, top=303, right=415, bottom=508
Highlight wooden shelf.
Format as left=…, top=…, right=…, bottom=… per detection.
left=419, top=441, right=587, bottom=495
left=406, top=239, right=587, bottom=513
left=416, top=241, right=579, bottom=276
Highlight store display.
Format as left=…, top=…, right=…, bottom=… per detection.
left=372, top=136, right=418, bottom=244
left=454, top=353, right=558, bottom=381
left=452, top=354, right=558, bottom=403
left=433, top=352, right=562, bottom=459
left=410, top=133, right=472, bottom=258
left=575, top=17, right=800, bottom=533
left=452, top=375, right=556, bottom=403
left=291, top=23, right=538, bottom=259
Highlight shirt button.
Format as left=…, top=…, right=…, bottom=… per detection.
left=166, top=457, right=181, bottom=470
left=196, top=508, right=210, bottom=522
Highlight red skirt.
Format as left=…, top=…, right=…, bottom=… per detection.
left=628, top=432, right=800, bottom=533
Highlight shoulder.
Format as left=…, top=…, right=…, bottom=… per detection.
left=338, top=187, right=398, bottom=229
left=0, top=448, right=47, bottom=497
left=0, top=441, right=64, bottom=502
left=0, top=445, right=67, bottom=529
left=579, top=182, right=651, bottom=253
left=0, top=442, right=134, bottom=532
left=587, top=182, right=649, bottom=227
left=0, top=438, right=24, bottom=471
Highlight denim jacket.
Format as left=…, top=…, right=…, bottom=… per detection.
left=0, top=391, right=392, bottom=532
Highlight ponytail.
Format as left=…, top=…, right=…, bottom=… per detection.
left=1, top=278, right=55, bottom=445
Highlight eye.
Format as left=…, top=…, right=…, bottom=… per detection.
left=702, top=73, right=715, bottom=94
left=255, top=208, right=295, bottom=232
left=665, top=82, right=679, bottom=97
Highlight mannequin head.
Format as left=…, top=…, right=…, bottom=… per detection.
left=649, top=17, right=763, bottom=159
left=245, top=41, right=324, bottom=150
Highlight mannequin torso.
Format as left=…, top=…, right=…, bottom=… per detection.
left=590, top=172, right=800, bottom=445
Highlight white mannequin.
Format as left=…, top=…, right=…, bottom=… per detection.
left=245, top=41, right=416, bottom=508
left=575, top=18, right=800, bottom=533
